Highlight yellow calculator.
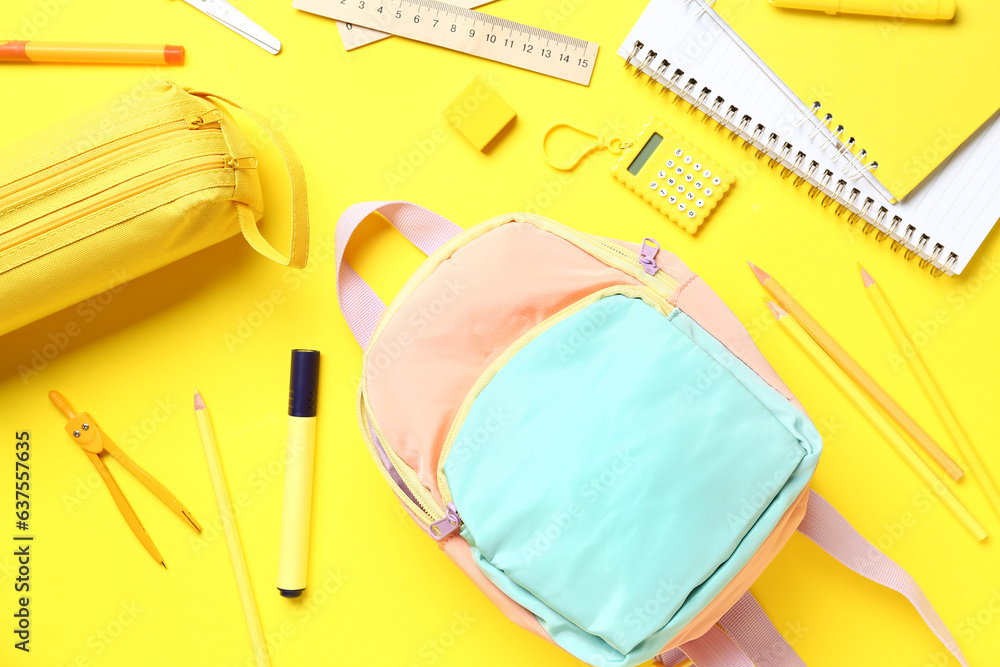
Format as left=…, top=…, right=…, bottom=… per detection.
left=612, top=117, right=734, bottom=234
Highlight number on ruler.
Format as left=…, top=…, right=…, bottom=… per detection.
left=294, top=0, right=600, bottom=86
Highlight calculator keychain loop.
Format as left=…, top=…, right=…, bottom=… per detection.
left=542, top=122, right=633, bottom=171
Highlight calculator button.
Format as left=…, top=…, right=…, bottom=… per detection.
left=684, top=174, right=694, bottom=182
left=704, top=188, right=713, bottom=196
left=678, top=202, right=687, bottom=211
left=650, top=181, right=658, bottom=190
left=696, top=199, right=705, bottom=207
left=676, top=166, right=684, bottom=175
left=703, top=170, right=712, bottom=178
left=657, top=170, right=667, bottom=179
left=694, top=181, right=703, bottom=189
left=667, top=177, right=676, bottom=186
left=665, top=159, right=675, bottom=168
left=686, top=192, right=695, bottom=200
left=687, top=210, right=697, bottom=218
left=668, top=195, right=678, bottom=204
left=683, top=155, right=693, bottom=164
left=674, top=148, right=683, bottom=157
left=658, top=188, right=668, bottom=197
left=712, top=176, right=722, bottom=185
left=693, top=162, right=702, bottom=171
left=676, top=184, right=685, bottom=193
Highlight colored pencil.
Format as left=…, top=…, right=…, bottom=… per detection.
left=768, top=301, right=986, bottom=541
left=195, top=391, right=271, bottom=667
left=749, top=262, right=964, bottom=480
left=861, top=266, right=1000, bottom=521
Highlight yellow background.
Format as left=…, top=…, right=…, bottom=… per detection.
left=1, top=1, right=999, bottom=666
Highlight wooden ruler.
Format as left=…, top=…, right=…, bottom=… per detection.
left=337, top=0, right=496, bottom=50
left=294, top=0, right=599, bottom=86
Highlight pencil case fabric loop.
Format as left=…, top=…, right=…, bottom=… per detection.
left=0, top=80, right=309, bottom=337
left=186, top=88, right=309, bottom=269
left=336, top=200, right=970, bottom=667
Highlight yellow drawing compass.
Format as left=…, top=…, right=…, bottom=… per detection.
left=50, top=391, right=202, bottom=566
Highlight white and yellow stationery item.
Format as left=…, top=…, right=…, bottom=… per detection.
left=620, top=0, right=1000, bottom=275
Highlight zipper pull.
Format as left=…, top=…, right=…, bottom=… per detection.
left=224, top=155, right=258, bottom=170
left=428, top=502, right=461, bottom=541
left=185, top=109, right=224, bottom=129
left=639, top=238, right=660, bottom=276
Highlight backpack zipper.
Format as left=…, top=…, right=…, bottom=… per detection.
left=358, top=392, right=462, bottom=541
left=0, top=109, right=224, bottom=204
left=0, top=153, right=251, bottom=253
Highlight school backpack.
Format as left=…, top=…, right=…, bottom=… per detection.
left=334, top=200, right=968, bottom=667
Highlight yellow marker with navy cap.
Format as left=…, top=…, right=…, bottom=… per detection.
left=277, top=349, right=321, bottom=598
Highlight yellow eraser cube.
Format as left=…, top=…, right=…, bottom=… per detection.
left=443, top=76, right=516, bottom=151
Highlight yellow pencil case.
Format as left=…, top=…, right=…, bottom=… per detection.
left=0, top=81, right=309, bottom=337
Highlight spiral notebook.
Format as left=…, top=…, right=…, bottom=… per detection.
left=715, top=0, right=1000, bottom=201
left=619, top=0, right=1000, bottom=276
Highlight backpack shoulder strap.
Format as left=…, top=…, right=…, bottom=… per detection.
left=679, top=625, right=755, bottom=667
left=656, top=592, right=806, bottom=667
left=657, top=490, right=968, bottom=667
left=798, top=490, right=969, bottom=666
left=718, top=592, right=808, bottom=666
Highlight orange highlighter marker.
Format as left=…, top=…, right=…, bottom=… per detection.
left=0, top=41, right=184, bottom=65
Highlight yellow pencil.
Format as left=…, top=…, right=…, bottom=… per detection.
left=767, top=301, right=987, bottom=541
left=861, top=266, right=1000, bottom=522
left=749, top=262, right=964, bottom=480
left=195, top=391, right=271, bottom=667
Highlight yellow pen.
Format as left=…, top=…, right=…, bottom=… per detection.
left=769, top=0, right=955, bottom=20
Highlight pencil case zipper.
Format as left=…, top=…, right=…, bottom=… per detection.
left=0, top=129, right=229, bottom=238
left=0, top=109, right=224, bottom=207
left=358, top=217, right=680, bottom=541
left=0, top=152, right=252, bottom=253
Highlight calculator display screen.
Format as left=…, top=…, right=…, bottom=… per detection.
left=627, top=133, right=663, bottom=175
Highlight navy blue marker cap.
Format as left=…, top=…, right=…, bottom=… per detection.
left=288, top=349, right=320, bottom=418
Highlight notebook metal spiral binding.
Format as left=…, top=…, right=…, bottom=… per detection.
left=623, top=38, right=958, bottom=276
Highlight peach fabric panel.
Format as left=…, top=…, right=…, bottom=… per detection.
left=443, top=537, right=554, bottom=644
left=660, top=485, right=812, bottom=651
left=366, top=221, right=643, bottom=504
left=614, top=239, right=800, bottom=409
